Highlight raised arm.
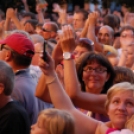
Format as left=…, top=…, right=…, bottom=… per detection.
left=87, top=12, right=103, bottom=52
left=60, top=25, right=106, bottom=114
left=39, top=53, right=100, bottom=134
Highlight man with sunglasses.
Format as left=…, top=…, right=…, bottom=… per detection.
left=39, top=21, right=59, bottom=40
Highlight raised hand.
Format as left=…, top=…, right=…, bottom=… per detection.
left=59, top=25, right=76, bottom=52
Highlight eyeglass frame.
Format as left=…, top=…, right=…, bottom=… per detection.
left=83, top=66, right=107, bottom=74
left=0, top=44, right=13, bottom=52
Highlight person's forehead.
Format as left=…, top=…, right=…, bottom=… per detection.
left=99, top=27, right=111, bottom=34
left=121, top=30, right=134, bottom=35
left=73, top=13, right=84, bottom=19
left=43, top=23, right=52, bottom=29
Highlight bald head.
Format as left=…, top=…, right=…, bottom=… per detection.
left=98, top=25, right=114, bottom=45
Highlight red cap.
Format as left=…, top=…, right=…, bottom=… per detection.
left=0, top=33, right=35, bottom=58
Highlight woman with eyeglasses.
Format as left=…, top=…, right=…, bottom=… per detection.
left=59, top=25, right=115, bottom=122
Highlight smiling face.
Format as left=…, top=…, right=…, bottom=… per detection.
left=98, top=26, right=114, bottom=45
left=82, top=61, right=110, bottom=93
left=107, top=90, right=134, bottom=129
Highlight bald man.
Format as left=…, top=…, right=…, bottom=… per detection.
left=97, top=25, right=114, bottom=46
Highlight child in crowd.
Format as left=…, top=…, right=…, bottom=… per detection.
left=31, top=108, right=75, bottom=134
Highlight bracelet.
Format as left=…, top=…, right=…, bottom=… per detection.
left=46, top=76, right=57, bottom=85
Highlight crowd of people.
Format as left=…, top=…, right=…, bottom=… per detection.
left=0, top=0, right=134, bottom=134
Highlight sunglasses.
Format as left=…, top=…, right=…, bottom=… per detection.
left=42, top=28, right=52, bottom=32
left=0, top=44, right=12, bottom=51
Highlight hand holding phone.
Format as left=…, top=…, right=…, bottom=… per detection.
left=42, top=41, right=49, bottom=62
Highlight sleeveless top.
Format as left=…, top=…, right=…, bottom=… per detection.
left=106, top=128, right=118, bottom=134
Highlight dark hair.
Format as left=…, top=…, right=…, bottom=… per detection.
left=12, top=51, right=32, bottom=67
left=24, top=19, right=38, bottom=29
left=21, top=11, right=36, bottom=20
left=76, top=52, right=115, bottom=93
left=74, top=9, right=88, bottom=20
left=0, top=61, right=14, bottom=95
left=103, top=14, right=120, bottom=30
left=120, top=25, right=134, bottom=35
left=76, top=38, right=94, bottom=51
left=114, top=66, right=134, bottom=84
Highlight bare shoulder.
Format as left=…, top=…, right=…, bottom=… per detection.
left=95, top=122, right=109, bottom=134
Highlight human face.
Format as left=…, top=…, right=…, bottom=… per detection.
left=98, top=27, right=114, bottom=45
left=120, top=30, right=134, bottom=48
left=73, top=13, right=85, bottom=30
left=82, top=61, right=110, bottom=93
left=125, top=45, right=134, bottom=68
left=73, top=46, right=89, bottom=62
left=32, top=43, right=43, bottom=65
left=0, top=44, right=10, bottom=60
left=31, top=118, right=48, bottom=134
left=39, top=24, right=52, bottom=40
left=107, top=90, right=134, bottom=129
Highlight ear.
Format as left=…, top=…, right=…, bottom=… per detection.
left=0, top=83, right=4, bottom=95
left=5, top=51, right=12, bottom=61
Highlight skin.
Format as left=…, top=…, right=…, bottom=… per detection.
left=97, top=26, right=114, bottom=45
left=73, top=46, right=89, bottom=62
left=82, top=61, right=110, bottom=93
left=32, top=43, right=43, bottom=66
left=125, top=45, right=134, bottom=68
left=107, top=90, right=134, bottom=129
left=31, top=117, right=48, bottom=134
left=39, top=24, right=52, bottom=40
left=107, top=56, right=119, bottom=67
left=73, top=13, right=85, bottom=30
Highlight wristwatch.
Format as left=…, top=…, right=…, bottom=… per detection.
left=63, top=52, right=74, bottom=60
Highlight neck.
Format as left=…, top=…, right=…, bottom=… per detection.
left=8, top=62, right=29, bottom=73
left=0, top=95, right=13, bottom=109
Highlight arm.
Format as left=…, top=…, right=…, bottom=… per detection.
left=80, top=17, right=89, bottom=38
left=5, top=8, right=22, bottom=30
left=87, top=12, right=103, bottom=52
left=22, top=0, right=30, bottom=12
left=35, top=73, right=51, bottom=103
left=36, top=4, right=45, bottom=24
left=60, top=25, right=107, bottom=114
left=39, top=54, right=100, bottom=134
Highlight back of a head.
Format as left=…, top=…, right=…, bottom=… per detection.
left=74, top=9, right=88, bottom=20
left=114, top=66, right=134, bottom=84
left=103, top=14, right=120, bottom=30
left=38, top=108, right=75, bottom=134
left=0, top=61, right=14, bottom=96
left=30, top=34, right=44, bottom=45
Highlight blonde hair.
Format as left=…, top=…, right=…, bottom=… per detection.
left=105, top=82, right=134, bottom=110
left=125, top=114, right=134, bottom=132
left=37, top=108, right=75, bottom=134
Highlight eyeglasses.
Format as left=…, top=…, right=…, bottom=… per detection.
left=83, top=67, right=107, bottom=74
left=0, top=44, right=12, bottom=51
left=41, top=27, right=52, bottom=32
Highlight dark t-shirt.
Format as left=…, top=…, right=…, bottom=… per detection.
left=0, top=101, right=30, bottom=134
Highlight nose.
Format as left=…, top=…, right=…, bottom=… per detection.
left=117, top=103, right=126, bottom=111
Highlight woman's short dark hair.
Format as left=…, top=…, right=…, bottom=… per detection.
left=76, top=52, right=115, bottom=93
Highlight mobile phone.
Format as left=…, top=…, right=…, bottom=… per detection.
left=42, top=41, right=49, bottom=62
